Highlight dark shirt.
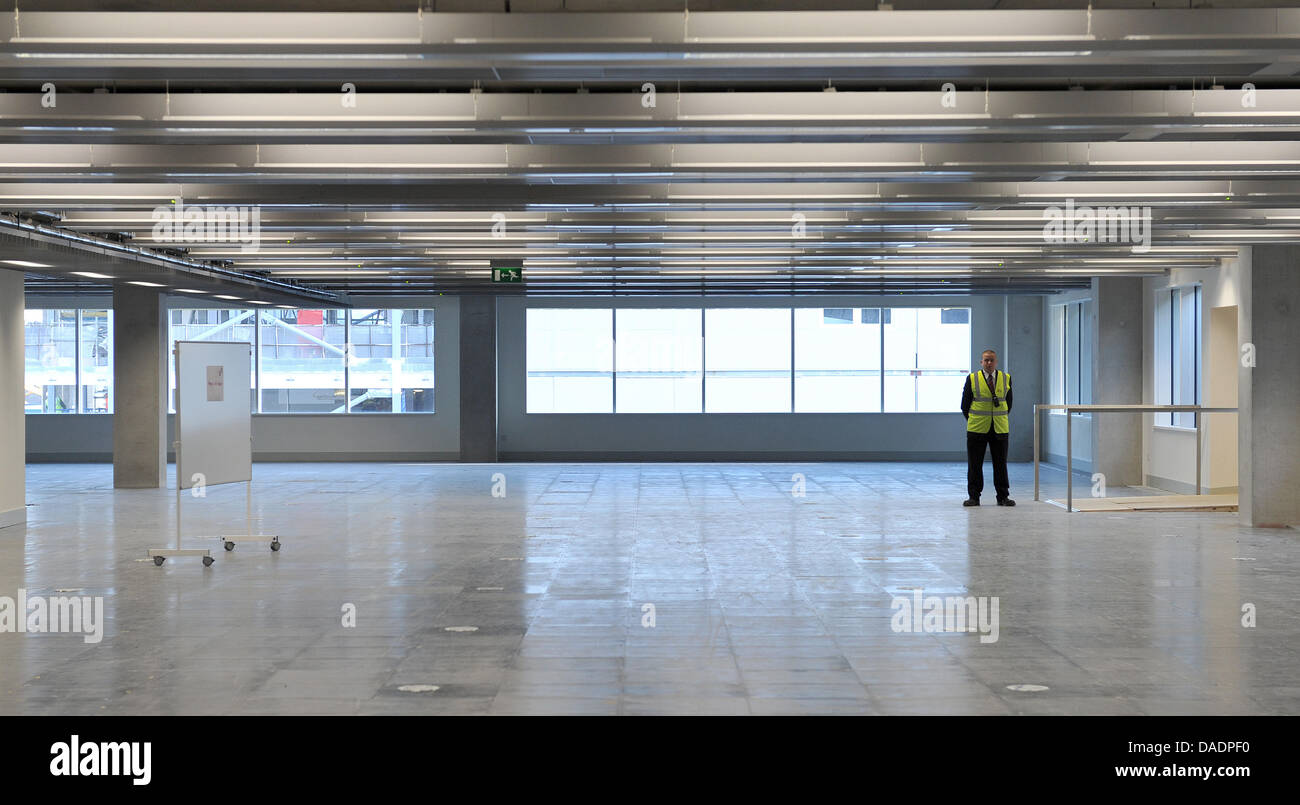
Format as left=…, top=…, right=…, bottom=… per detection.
left=961, top=371, right=1013, bottom=434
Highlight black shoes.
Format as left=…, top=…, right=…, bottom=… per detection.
left=965, top=498, right=1016, bottom=507
left=997, top=498, right=1016, bottom=507
left=963, top=498, right=980, bottom=507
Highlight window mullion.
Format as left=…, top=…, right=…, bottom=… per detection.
left=879, top=309, right=885, bottom=413
left=700, top=307, right=707, bottom=413
left=789, top=307, right=795, bottom=413
left=611, top=308, right=617, bottom=414
left=918, top=309, right=924, bottom=413
left=254, top=309, right=262, bottom=413
left=344, top=313, right=351, bottom=414
left=74, top=309, right=83, bottom=414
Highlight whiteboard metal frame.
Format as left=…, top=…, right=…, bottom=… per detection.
left=147, top=340, right=280, bottom=566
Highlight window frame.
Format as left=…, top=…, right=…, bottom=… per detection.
left=1048, top=298, right=1091, bottom=411
left=1154, top=285, right=1202, bottom=428
left=24, top=307, right=112, bottom=415
left=25, top=305, right=438, bottom=416
left=524, top=304, right=972, bottom=414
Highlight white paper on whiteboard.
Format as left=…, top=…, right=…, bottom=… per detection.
left=177, top=341, right=251, bottom=489
left=206, top=365, right=224, bottom=401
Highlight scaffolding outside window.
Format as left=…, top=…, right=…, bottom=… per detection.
left=24, top=308, right=113, bottom=414
left=26, top=306, right=436, bottom=415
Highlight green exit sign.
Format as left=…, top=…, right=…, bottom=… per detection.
left=492, top=266, right=522, bottom=283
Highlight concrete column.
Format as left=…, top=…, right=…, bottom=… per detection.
left=112, top=285, right=168, bottom=488
left=0, top=269, right=25, bottom=529
left=459, top=294, right=497, bottom=462
left=1091, top=277, right=1143, bottom=486
left=1243, top=246, right=1300, bottom=527
left=1005, top=295, right=1043, bottom=462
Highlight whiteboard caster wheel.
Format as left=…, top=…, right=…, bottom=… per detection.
left=270, top=540, right=281, bottom=552
left=224, top=541, right=235, bottom=552
left=202, top=556, right=215, bottom=567
left=153, top=556, right=166, bottom=566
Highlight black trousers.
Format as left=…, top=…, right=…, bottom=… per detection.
left=966, top=430, right=1010, bottom=501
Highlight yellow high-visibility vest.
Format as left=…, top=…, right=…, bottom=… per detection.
left=967, top=370, right=1010, bottom=434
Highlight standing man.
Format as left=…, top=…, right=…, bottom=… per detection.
left=961, top=349, right=1015, bottom=507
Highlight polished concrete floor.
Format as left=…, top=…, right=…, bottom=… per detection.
left=1, top=462, right=1295, bottom=716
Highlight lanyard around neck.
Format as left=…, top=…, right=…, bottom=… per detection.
left=981, top=371, right=1002, bottom=402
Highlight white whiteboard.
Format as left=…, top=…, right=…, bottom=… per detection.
left=176, top=341, right=252, bottom=489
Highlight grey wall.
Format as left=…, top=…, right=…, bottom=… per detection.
left=1236, top=248, right=1255, bottom=525
left=1244, top=246, right=1300, bottom=527
left=1006, top=295, right=1043, bottom=462
left=27, top=413, right=458, bottom=462
left=459, top=295, right=498, bottom=462
left=1091, top=277, right=1144, bottom=486
left=0, top=269, right=24, bottom=528
left=111, top=285, right=168, bottom=487
left=496, top=294, right=1039, bottom=461
left=1043, top=413, right=1093, bottom=473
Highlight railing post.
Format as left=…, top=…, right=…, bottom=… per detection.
left=1066, top=407, right=1073, bottom=513
left=1033, top=405, right=1040, bottom=502
left=1195, top=406, right=1202, bottom=496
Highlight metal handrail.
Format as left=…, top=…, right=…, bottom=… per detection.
left=1032, top=404, right=1239, bottom=512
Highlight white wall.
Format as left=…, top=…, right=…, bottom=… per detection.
left=0, top=270, right=25, bottom=528
left=1206, top=304, right=1239, bottom=490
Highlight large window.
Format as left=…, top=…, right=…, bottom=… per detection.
left=1154, top=286, right=1201, bottom=427
left=525, top=305, right=972, bottom=414
left=169, top=308, right=255, bottom=413
left=259, top=308, right=347, bottom=413
left=347, top=308, right=436, bottom=413
left=24, top=309, right=113, bottom=414
left=25, top=305, right=436, bottom=416
left=170, top=307, right=434, bottom=414
left=78, top=310, right=113, bottom=414
left=884, top=307, right=971, bottom=412
left=615, top=309, right=702, bottom=413
left=705, top=308, right=792, bottom=413
left=526, top=308, right=613, bottom=413
left=794, top=307, right=880, bottom=412
left=1048, top=299, right=1092, bottom=407
left=24, top=309, right=79, bottom=414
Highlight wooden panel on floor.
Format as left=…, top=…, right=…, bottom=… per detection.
left=1046, top=493, right=1239, bottom=513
